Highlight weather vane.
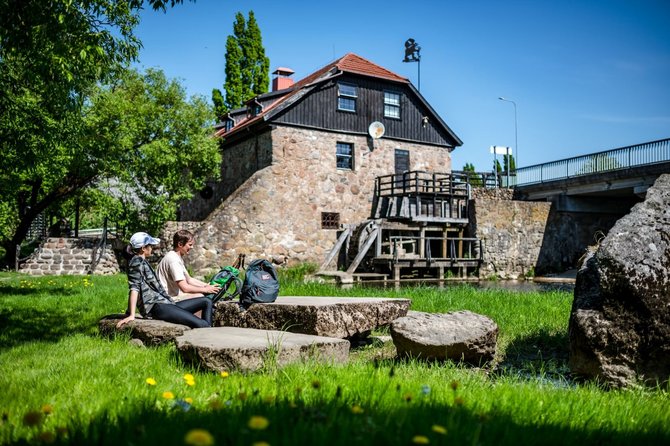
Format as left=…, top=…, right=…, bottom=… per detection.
left=402, top=38, right=421, bottom=90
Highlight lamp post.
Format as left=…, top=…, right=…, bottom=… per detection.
left=498, top=97, right=518, bottom=168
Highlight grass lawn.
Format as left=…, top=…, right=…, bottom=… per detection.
left=0, top=271, right=668, bottom=446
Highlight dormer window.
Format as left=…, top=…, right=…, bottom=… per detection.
left=224, top=118, right=234, bottom=132
left=337, top=82, right=357, bottom=112
left=247, top=99, right=263, bottom=118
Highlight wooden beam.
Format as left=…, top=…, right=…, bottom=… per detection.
left=318, top=226, right=351, bottom=272
left=346, top=227, right=380, bottom=274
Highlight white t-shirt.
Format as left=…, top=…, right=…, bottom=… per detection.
left=156, top=250, right=186, bottom=297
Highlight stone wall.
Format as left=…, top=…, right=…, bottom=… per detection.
left=179, top=131, right=273, bottom=221
left=19, top=237, right=120, bottom=275
left=186, top=126, right=452, bottom=276
left=469, top=190, right=551, bottom=279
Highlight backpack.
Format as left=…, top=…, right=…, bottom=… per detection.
left=208, top=266, right=243, bottom=304
left=239, top=259, right=280, bottom=308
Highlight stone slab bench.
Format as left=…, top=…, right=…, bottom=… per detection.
left=390, top=310, right=498, bottom=365
left=213, top=296, right=411, bottom=339
left=175, top=327, right=350, bottom=372
left=99, top=314, right=190, bottom=346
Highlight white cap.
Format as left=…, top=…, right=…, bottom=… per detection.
left=130, top=232, right=160, bottom=249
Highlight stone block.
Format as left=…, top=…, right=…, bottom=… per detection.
left=213, top=296, right=410, bottom=339
left=98, top=314, right=191, bottom=346
left=390, top=310, right=498, bottom=365
left=175, top=327, right=350, bottom=372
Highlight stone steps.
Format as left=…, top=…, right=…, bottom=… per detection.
left=20, top=237, right=120, bottom=275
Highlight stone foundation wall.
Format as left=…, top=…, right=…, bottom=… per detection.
left=469, top=193, right=551, bottom=279
left=19, top=237, right=120, bottom=275
left=186, top=126, right=452, bottom=276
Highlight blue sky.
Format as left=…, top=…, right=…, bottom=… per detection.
left=135, top=0, right=670, bottom=172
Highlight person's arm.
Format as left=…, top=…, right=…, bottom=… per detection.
left=117, top=290, right=138, bottom=328
left=177, top=273, right=220, bottom=295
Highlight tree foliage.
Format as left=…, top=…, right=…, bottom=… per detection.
left=462, top=163, right=483, bottom=187
left=0, top=0, right=218, bottom=267
left=212, top=10, right=270, bottom=118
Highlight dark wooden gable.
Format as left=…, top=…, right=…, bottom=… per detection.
left=270, top=73, right=459, bottom=148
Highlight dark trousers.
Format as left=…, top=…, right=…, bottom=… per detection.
left=150, top=297, right=212, bottom=328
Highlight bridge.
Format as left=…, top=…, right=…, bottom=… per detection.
left=512, top=138, right=670, bottom=211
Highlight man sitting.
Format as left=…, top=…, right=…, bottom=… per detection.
left=157, top=230, right=220, bottom=301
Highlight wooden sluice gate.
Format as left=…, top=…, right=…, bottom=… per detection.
left=318, top=171, right=484, bottom=283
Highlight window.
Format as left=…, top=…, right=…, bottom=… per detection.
left=224, top=119, right=234, bottom=132
left=321, top=212, right=340, bottom=229
left=336, top=142, right=354, bottom=170
left=338, top=83, right=357, bottom=112
left=384, top=91, right=401, bottom=119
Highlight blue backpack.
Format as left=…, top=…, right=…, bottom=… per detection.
left=240, top=259, right=280, bottom=308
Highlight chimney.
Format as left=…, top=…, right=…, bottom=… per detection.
left=272, top=67, right=295, bottom=91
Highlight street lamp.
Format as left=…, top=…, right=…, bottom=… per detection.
left=498, top=97, right=518, bottom=168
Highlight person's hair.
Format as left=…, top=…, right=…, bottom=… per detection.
left=173, top=229, right=194, bottom=249
left=121, top=244, right=135, bottom=261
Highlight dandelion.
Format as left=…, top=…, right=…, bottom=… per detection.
left=146, top=377, right=157, bottom=386
left=431, top=425, right=447, bottom=435
left=185, top=379, right=195, bottom=387
left=220, top=371, right=229, bottom=378
left=22, top=411, right=43, bottom=427
left=248, top=415, right=270, bottom=430
left=253, top=442, right=270, bottom=446
left=162, top=391, right=175, bottom=400
left=41, top=404, right=54, bottom=414
left=184, top=428, right=214, bottom=446
left=183, top=373, right=195, bottom=381
left=184, top=397, right=193, bottom=404
left=412, top=435, right=430, bottom=444
left=350, top=405, right=364, bottom=414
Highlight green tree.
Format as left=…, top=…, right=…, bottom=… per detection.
left=0, top=0, right=208, bottom=267
left=462, top=163, right=483, bottom=186
left=212, top=10, right=270, bottom=116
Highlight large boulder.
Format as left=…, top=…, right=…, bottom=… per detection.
left=214, top=296, right=410, bottom=339
left=98, top=314, right=191, bottom=346
left=175, top=327, right=350, bottom=372
left=390, top=310, right=498, bottom=364
left=569, top=174, right=670, bottom=387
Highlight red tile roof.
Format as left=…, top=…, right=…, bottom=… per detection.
left=216, top=53, right=410, bottom=139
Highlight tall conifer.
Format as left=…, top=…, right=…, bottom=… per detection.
left=212, top=11, right=269, bottom=119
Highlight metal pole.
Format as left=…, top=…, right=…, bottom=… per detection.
left=499, top=97, right=518, bottom=167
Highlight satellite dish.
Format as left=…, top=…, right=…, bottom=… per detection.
left=368, top=121, right=385, bottom=139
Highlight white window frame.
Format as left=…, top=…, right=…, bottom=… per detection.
left=338, top=82, right=358, bottom=112
left=336, top=142, right=354, bottom=170
left=384, top=91, right=401, bottom=119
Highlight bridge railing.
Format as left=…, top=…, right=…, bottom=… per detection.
left=515, top=138, right=670, bottom=186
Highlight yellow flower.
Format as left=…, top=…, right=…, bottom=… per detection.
left=184, top=428, right=214, bottom=446
left=185, top=379, right=195, bottom=387
left=145, top=377, right=157, bottom=386
left=162, top=391, right=175, bottom=400
left=431, top=425, right=447, bottom=435
left=412, top=435, right=430, bottom=444
left=248, top=415, right=270, bottom=430
left=220, top=371, right=229, bottom=378
left=183, top=373, right=195, bottom=381
left=252, top=442, right=270, bottom=446
left=350, top=405, right=364, bottom=414
left=184, top=397, right=193, bottom=404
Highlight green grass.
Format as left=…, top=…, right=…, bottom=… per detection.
left=0, top=271, right=668, bottom=445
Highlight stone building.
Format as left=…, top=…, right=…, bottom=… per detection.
left=177, top=53, right=463, bottom=276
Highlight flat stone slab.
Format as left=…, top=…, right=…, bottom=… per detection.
left=390, top=310, right=498, bottom=365
left=175, top=327, right=350, bottom=372
left=213, top=296, right=410, bottom=339
left=99, top=314, right=190, bottom=346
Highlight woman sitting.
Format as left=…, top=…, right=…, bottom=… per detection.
left=116, top=232, right=212, bottom=329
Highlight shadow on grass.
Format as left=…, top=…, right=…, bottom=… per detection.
left=0, top=300, right=97, bottom=350
left=0, top=284, right=77, bottom=298
left=9, top=398, right=668, bottom=446
left=494, top=329, right=571, bottom=383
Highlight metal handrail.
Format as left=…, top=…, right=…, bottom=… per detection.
left=514, top=138, right=670, bottom=186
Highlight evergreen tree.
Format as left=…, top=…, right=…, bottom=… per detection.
left=212, top=10, right=270, bottom=117
left=462, top=163, right=483, bottom=186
